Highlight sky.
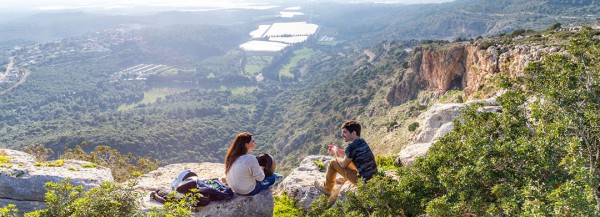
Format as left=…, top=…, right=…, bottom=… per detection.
left=0, top=0, right=454, bottom=11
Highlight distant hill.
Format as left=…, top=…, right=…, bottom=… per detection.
left=309, top=0, right=600, bottom=45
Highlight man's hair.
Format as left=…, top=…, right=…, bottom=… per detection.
left=341, top=120, right=361, bottom=137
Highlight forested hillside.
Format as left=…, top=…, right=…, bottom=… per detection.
left=1, top=1, right=599, bottom=174
left=311, top=0, right=600, bottom=45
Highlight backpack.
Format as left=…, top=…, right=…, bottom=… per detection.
left=151, top=170, right=234, bottom=207
left=256, top=154, right=277, bottom=177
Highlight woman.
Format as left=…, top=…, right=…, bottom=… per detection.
left=225, top=132, right=278, bottom=196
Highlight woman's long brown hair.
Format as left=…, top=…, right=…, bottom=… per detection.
left=225, top=132, right=253, bottom=175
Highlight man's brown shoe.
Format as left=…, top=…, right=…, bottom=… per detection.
left=313, top=180, right=331, bottom=196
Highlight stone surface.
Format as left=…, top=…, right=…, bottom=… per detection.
left=0, top=198, right=44, bottom=214
left=387, top=43, right=561, bottom=105
left=135, top=162, right=274, bottom=217
left=276, top=155, right=355, bottom=211
left=397, top=143, right=433, bottom=167
left=0, top=149, right=114, bottom=213
left=0, top=149, right=114, bottom=200
left=414, top=103, right=465, bottom=144
left=398, top=95, right=503, bottom=166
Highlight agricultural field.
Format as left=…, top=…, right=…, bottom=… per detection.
left=244, top=56, right=273, bottom=76
left=118, top=87, right=190, bottom=111
left=279, top=47, right=315, bottom=81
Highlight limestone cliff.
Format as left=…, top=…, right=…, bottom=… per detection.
left=387, top=42, right=562, bottom=105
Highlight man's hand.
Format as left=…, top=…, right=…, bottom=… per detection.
left=327, top=144, right=338, bottom=155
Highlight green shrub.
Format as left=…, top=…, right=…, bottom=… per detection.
left=24, top=145, right=53, bottom=162
left=146, top=190, right=200, bottom=217
left=34, top=160, right=65, bottom=167
left=274, top=191, right=306, bottom=217
left=61, top=143, right=159, bottom=182
left=546, top=22, right=561, bottom=31
left=314, top=160, right=325, bottom=173
left=0, top=204, right=18, bottom=217
left=81, top=163, right=96, bottom=168
left=478, top=40, right=496, bottom=50
left=407, top=122, right=419, bottom=132
left=375, top=155, right=397, bottom=172
left=0, top=151, right=10, bottom=168
left=310, top=175, right=406, bottom=216
left=24, top=179, right=141, bottom=217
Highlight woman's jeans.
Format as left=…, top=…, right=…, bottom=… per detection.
left=242, top=173, right=282, bottom=196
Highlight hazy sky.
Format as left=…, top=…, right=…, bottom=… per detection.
left=0, top=0, right=454, bottom=11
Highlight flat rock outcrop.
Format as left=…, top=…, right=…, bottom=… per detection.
left=135, top=163, right=274, bottom=217
left=0, top=149, right=113, bottom=214
left=276, top=155, right=355, bottom=211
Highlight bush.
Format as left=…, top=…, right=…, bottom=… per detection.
left=146, top=190, right=200, bottom=217
left=24, top=179, right=141, bottom=217
left=61, top=143, right=159, bottom=182
left=407, top=122, right=419, bottom=132
left=314, top=160, right=325, bottom=172
left=274, top=191, right=306, bottom=217
left=546, top=22, right=561, bottom=31
left=0, top=204, right=18, bottom=217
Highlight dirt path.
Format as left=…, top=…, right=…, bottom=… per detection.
left=363, top=50, right=375, bottom=63
left=0, top=68, right=30, bottom=95
left=0, top=57, right=14, bottom=81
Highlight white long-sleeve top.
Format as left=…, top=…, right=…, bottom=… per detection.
left=226, top=154, right=265, bottom=195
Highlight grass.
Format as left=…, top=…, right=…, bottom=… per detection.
left=439, top=90, right=464, bottom=103
left=245, top=56, right=272, bottom=76
left=279, top=47, right=316, bottom=81
left=35, top=159, right=65, bottom=167
left=118, top=87, right=190, bottom=111
left=231, top=86, right=258, bottom=96
left=318, top=41, right=342, bottom=46
left=82, top=163, right=96, bottom=168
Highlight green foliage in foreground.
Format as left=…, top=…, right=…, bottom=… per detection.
left=0, top=179, right=201, bottom=216
left=274, top=191, right=306, bottom=217
left=302, top=27, right=600, bottom=216
left=61, top=143, right=159, bottom=182
left=23, top=179, right=140, bottom=217
left=0, top=204, right=18, bottom=217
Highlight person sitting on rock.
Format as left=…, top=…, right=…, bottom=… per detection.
left=314, top=120, right=378, bottom=196
left=225, top=132, right=281, bottom=196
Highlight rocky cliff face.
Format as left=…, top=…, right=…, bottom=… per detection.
left=0, top=149, right=114, bottom=214
left=387, top=42, right=562, bottom=105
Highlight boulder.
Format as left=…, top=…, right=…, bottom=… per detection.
left=414, top=103, right=464, bottom=144
left=0, top=149, right=113, bottom=214
left=276, top=155, right=356, bottom=211
left=135, top=163, right=274, bottom=217
left=397, top=143, right=433, bottom=167
left=397, top=95, right=503, bottom=167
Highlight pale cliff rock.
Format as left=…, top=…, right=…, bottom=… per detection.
left=387, top=43, right=561, bottom=105
left=0, top=149, right=113, bottom=214
left=413, top=103, right=465, bottom=144
left=134, top=163, right=274, bottom=217
left=276, top=155, right=356, bottom=211
left=397, top=95, right=502, bottom=166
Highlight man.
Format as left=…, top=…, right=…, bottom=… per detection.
left=314, top=120, right=378, bottom=196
